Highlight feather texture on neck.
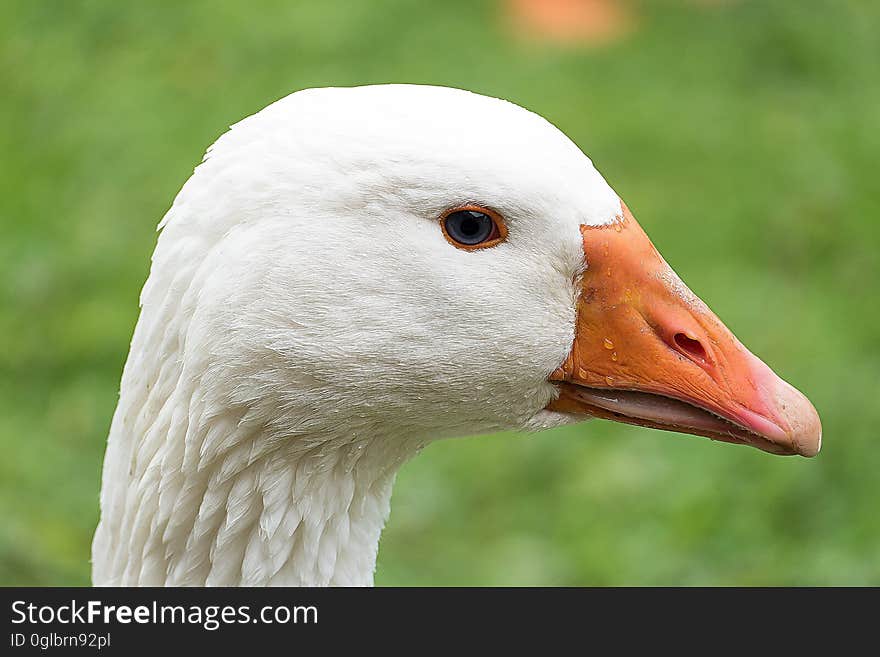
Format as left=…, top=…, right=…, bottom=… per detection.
left=92, top=325, right=425, bottom=585
left=92, top=193, right=428, bottom=585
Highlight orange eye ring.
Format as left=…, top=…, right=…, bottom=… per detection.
left=439, top=205, right=508, bottom=250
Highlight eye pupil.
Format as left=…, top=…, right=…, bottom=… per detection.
left=459, top=215, right=480, bottom=236
left=443, top=209, right=497, bottom=246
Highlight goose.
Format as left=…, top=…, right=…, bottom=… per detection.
left=92, top=84, right=821, bottom=586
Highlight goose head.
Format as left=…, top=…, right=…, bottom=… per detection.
left=94, top=84, right=821, bottom=586
left=178, top=83, right=819, bottom=454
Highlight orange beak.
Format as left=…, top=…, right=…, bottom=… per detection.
left=547, top=202, right=822, bottom=457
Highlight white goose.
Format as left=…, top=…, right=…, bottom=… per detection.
left=92, top=84, right=821, bottom=586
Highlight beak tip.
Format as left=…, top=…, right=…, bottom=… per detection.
left=776, top=380, right=823, bottom=458
left=794, top=411, right=822, bottom=458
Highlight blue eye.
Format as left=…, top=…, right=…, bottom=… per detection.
left=440, top=206, right=506, bottom=249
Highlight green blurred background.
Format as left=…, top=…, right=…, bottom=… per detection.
left=1, top=0, right=878, bottom=586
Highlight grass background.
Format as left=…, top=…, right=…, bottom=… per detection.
left=1, top=0, right=878, bottom=585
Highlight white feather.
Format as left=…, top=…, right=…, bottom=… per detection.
left=92, top=84, right=623, bottom=586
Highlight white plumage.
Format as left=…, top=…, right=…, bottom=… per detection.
left=92, top=84, right=820, bottom=586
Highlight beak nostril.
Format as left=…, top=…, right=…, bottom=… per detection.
left=673, top=332, right=708, bottom=364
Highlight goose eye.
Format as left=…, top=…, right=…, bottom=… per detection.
left=440, top=206, right=507, bottom=250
